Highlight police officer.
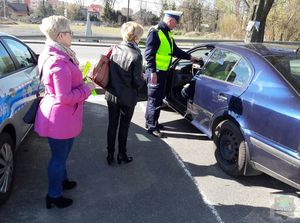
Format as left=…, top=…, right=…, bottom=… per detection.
left=145, top=10, right=199, bottom=137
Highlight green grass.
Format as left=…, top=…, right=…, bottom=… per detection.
left=2, top=23, right=194, bottom=39
left=2, top=22, right=226, bottom=40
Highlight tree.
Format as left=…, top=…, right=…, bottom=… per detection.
left=32, top=1, right=54, bottom=19
left=66, top=3, right=84, bottom=20
left=244, top=0, right=274, bottom=42
left=266, top=0, right=300, bottom=41
left=55, top=2, right=65, bottom=16
left=102, top=0, right=114, bottom=23
left=132, top=9, right=159, bottom=26
left=178, top=0, right=203, bottom=32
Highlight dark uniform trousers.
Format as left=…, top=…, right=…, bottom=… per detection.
left=145, top=69, right=169, bottom=131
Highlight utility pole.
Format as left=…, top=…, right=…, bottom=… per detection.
left=127, top=0, right=130, bottom=21
left=3, top=0, right=6, bottom=18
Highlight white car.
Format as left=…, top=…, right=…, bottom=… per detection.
left=0, top=33, right=39, bottom=205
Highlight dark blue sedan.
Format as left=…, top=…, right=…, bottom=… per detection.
left=166, top=43, right=300, bottom=190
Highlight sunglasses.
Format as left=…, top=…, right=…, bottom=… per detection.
left=60, top=31, right=74, bottom=36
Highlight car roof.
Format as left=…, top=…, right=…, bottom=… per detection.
left=0, top=32, right=15, bottom=38
left=199, top=42, right=300, bottom=57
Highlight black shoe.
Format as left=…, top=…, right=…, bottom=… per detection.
left=157, top=124, right=164, bottom=130
left=62, top=180, right=77, bottom=190
left=117, top=153, right=133, bottom=164
left=147, top=129, right=163, bottom=138
left=145, top=123, right=164, bottom=130
left=106, top=153, right=115, bottom=165
left=46, top=195, right=73, bottom=209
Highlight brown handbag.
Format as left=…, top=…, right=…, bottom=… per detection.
left=88, top=48, right=113, bottom=88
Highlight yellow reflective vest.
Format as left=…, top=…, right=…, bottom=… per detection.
left=153, top=26, right=174, bottom=71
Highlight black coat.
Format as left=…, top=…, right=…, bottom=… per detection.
left=105, top=42, right=144, bottom=107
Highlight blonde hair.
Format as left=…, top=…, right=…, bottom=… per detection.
left=121, top=21, right=144, bottom=42
left=40, top=15, right=71, bottom=41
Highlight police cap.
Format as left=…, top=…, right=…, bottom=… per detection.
left=164, top=10, right=183, bottom=22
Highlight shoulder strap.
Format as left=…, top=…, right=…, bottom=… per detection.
left=106, top=46, right=114, bottom=58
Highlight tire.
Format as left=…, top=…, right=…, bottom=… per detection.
left=0, top=133, right=15, bottom=206
left=214, top=120, right=246, bottom=176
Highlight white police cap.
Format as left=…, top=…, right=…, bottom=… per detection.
left=164, top=10, right=183, bottom=22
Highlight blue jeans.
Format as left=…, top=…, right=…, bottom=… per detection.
left=47, top=137, right=74, bottom=198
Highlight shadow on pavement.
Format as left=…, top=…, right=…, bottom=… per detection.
left=0, top=100, right=217, bottom=223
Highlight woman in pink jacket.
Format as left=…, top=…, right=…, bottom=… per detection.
left=35, top=15, right=95, bottom=209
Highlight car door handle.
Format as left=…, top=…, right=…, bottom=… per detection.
left=8, top=88, right=16, bottom=96
left=217, top=93, right=227, bottom=101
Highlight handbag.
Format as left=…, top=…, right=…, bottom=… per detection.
left=23, top=96, right=43, bottom=124
left=23, top=56, right=50, bottom=124
left=88, top=47, right=113, bottom=88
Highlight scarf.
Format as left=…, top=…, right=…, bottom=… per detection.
left=46, top=40, right=79, bottom=66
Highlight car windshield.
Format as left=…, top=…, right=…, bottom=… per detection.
left=265, top=55, right=300, bottom=94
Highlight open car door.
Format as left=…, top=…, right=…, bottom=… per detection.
left=166, top=45, right=214, bottom=115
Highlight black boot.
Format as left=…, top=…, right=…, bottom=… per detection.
left=46, top=195, right=73, bottom=209
left=62, top=180, right=77, bottom=190
left=106, top=153, right=115, bottom=165
left=117, top=153, right=133, bottom=164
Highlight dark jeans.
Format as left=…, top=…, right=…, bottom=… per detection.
left=107, top=101, right=135, bottom=155
left=145, top=70, right=168, bottom=131
left=47, top=137, right=74, bottom=198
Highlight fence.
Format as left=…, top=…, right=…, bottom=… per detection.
left=17, top=35, right=300, bottom=48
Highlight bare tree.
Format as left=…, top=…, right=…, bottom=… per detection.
left=244, top=0, right=274, bottom=42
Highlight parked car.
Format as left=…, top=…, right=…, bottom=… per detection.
left=165, top=43, right=300, bottom=190
left=0, top=33, right=39, bottom=205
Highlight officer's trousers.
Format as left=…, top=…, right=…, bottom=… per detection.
left=145, top=70, right=169, bottom=131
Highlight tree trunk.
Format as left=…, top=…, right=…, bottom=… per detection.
left=244, top=0, right=274, bottom=43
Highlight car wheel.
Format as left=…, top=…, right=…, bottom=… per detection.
left=0, top=133, right=15, bottom=206
left=214, top=120, right=246, bottom=176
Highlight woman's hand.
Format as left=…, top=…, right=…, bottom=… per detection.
left=86, top=82, right=96, bottom=91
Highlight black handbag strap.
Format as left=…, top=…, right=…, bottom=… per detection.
left=36, top=55, right=52, bottom=97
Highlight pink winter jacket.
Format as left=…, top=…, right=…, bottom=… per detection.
left=34, top=46, right=91, bottom=139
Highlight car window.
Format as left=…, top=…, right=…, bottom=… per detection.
left=3, top=38, right=35, bottom=69
left=0, top=43, right=15, bottom=78
left=290, top=60, right=300, bottom=79
left=203, top=49, right=241, bottom=81
left=226, top=58, right=252, bottom=86
left=190, top=48, right=212, bottom=61
left=266, top=55, right=300, bottom=94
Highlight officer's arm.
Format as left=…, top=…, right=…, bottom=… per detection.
left=172, top=40, right=191, bottom=60
left=145, top=30, right=160, bottom=73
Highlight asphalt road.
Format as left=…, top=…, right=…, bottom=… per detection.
left=0, top=95, right=218, bottom=223
left=0, top=95, right=299, bottom=223
left=28, top=43, right=109, bottom=66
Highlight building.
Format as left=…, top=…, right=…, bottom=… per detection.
left=6, top=3, right=29, bottom=17
left=14, top=0, right=59, bottom=10
left=87, top=4, right=102, bottom=21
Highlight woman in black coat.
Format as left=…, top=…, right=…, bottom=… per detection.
left=105, top=21, right=144, bottom=165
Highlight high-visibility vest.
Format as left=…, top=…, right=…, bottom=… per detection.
left=152, top=26, right=173, bottom=71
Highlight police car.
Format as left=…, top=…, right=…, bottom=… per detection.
left=0, top=33, right=39, bottom=205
